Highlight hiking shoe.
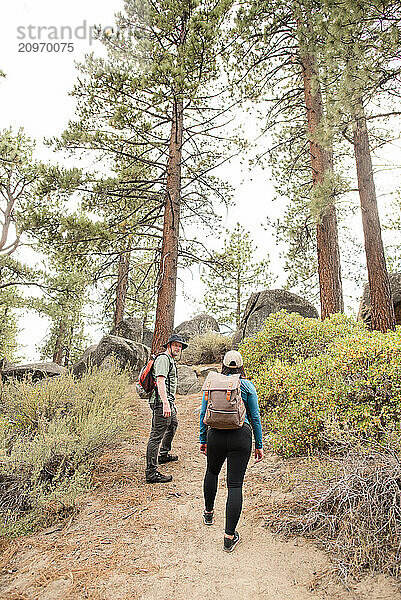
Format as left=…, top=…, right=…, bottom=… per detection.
left=223, top=531, right=240, bottom=553
left=146, top=470, right=173, bottom=484
left=158, top=453, right=179, bottom=464
left=203, top=510, right=214, bottom=526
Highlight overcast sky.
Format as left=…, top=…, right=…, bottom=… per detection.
left=1, top=1, right=400, bottom=362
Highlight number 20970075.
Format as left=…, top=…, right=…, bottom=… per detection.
left=18, top=42, right=74, bottom=52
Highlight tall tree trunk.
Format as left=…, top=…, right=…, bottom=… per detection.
left=352, top=99, right=395, bottom=332
left=53, top=320, right=66, bottom=365
left=152, top=98, right=184, bottom=354
left=64, top=325, right=74, bottom=367
left=236, top=271, right=241, bottom=327
left=114, top=240, right=131, bottom=327
left=300, top=50, right=344, bottom=319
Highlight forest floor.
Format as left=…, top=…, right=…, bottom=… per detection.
left=1, top=387, right=401, bottom=600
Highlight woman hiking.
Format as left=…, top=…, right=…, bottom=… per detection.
left=199, top=350, right=264, bottom=552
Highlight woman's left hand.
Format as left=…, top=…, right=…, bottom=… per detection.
left=200, top=443, right=207, bottom=455
left=254, top=448, right=264, bottom=462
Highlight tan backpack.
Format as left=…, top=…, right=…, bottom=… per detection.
left=202, top=372, right=246, bottom=429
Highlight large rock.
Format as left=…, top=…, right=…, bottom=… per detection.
left=200, top=367, right=219, bottom=378
left=110, top=317, right=153, bottom=348
left=71, top=344, right=98, bottom=378
left=142, top=327, right=153, bottom=348
left=232, top=289, right=319, bottom=347
left=176, top=364, right=202, bottom=395
left=174, top=313, right=220, bottom=342
left=1, top=362, right=67, bottom=383
left=358, top=273, right=401, bottom=328
left=72, top=335, right=150, bottom=380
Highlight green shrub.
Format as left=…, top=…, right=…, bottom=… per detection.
left=240, top=311, right=401, bottom=457
left=240, top=311, right=365, bottom=378
left=183, top=331, right=232, bottom=365
left=0, top=367, right=130, bottom=536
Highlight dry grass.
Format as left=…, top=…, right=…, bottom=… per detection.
left=0, top=367, right=132, bottom=537
left=183, top=331, right=232, bottom=365
left=265, top=449, right=401, bottom=582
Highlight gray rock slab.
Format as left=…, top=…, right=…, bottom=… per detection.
left=72, top=335, right=150, bottom=380
left=174, top=313, right=219, bottom=343
left=1, top=362, right=67, bottom=383
left=232, top=289, right=319, bottom=347
left=176, top=364, right=202, bottom=395
left=111, top=317, right=153, bottom=347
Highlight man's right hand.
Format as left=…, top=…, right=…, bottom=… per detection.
left=162, top=401, right=171, bottom=418
left=156, top=376, right=171, bottom=417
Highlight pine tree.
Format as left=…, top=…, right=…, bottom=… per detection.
left=0, top=128, right=40, bottom=258
left=32, top=267, right=89, bottom=366
left=0, top=128, right=45, bottom=298
left=58, top=0, right=238, bottom=352
left=125, top=238, right=159, bottom=327
left=295, top=5, right=344, bottom=317
left=201, top=223, right=274, bottom=330
left=0, top=288, right=22, bottom=361
left=231, top=0, right=344, bottom=319
left=316, top=0, right=400, bottom=331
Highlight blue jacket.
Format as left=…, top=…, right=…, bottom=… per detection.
left=199, top=378, right=263, bottom=449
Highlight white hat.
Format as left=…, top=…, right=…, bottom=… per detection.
left=223, top=350, right=243, bottom=368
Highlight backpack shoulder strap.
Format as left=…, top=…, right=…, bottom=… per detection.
left=153, top=352, right=175, bottom=397
left=165, top=353, right=174, bottom=395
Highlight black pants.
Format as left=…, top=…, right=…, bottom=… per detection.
left=145, top=403, right=178, bottom=477
left=203, top=424, right=252, bottom=535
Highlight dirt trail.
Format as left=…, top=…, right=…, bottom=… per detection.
left=1, top=389, right=400, bottom=600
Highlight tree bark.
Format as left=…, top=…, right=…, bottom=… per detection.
left=300, top=50, right=344, bottom=319
left=53, top=320, right=66, bottom=365
left=152, top=97, right=184, bottom=354
left=64, top=325, right=74, bottom=367
left=352, top=99, right=395, bottom=332
left=114, top=240, right=131, bottom=327
left=236, top=270, right=241, bottom=327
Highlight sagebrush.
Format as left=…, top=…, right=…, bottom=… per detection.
left=183, top=331, right=232, bottom=365
left=0, top=367, right=130, bottom=536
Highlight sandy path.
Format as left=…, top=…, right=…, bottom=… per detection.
left=1, top=389, right=400, bottom=600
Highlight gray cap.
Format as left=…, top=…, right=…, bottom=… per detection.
left=223, top=350, right=243, bottom=368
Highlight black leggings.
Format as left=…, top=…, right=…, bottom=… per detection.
left=203, top=424, right=252, bottom=535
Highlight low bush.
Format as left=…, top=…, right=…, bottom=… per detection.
left=183, top=331, right=232, bottom=365
left=240, top=311, right=401, bottom=456
left=240, top=311, right=365, bottom=378
left=0, top=367, right=130, bottom=536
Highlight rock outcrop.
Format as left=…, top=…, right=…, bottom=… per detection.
left=200, top=367, right=219, bottom=378
left=71, top=344, right=98, bottom=378
left=72, top=335, right=150, bottom=380
left=1, top=362, right=67, bottom=383
left=358, top=272, right=401, bottom=327
left=110, top=317, right=153, bottom=348
left=174, top=314, right=219, bottom=342
left=176, top=365, right=202, bottom=395
left=232, top=289, right=319, bottom=347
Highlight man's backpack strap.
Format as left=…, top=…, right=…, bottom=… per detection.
left=154, top=352, right=174, bottom=400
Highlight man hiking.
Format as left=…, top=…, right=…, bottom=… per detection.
left=145, top=334, right=188, bottom=483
